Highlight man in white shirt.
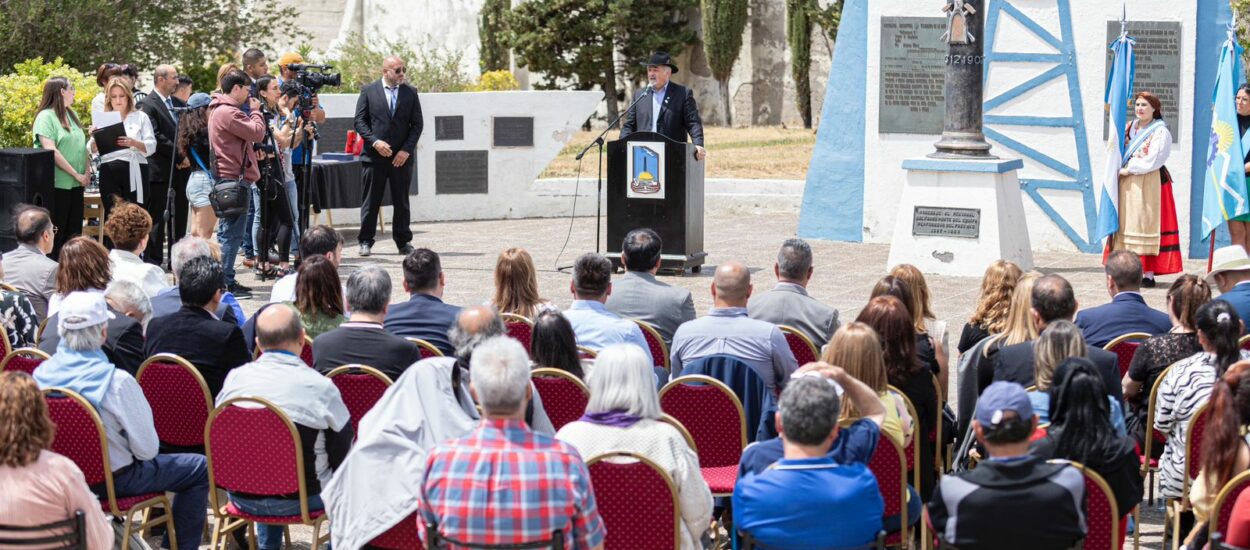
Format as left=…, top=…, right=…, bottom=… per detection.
left=269, top=225, right=344, bottom=303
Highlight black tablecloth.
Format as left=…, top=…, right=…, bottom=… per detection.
left=310, top=158, right=369, bottom=211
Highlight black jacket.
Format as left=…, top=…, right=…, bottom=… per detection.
left=1031, top=430, right=1144, bottom=515
left=353, top=80, right=423, bottom=165
left=138, top=92, right=178, bottom=182
left=990, top=341, right=1124, bottom=401
left=312, top=322, right=423, bottom=381
left=144, top=305, right=250, bottom=398
left=620, top=82, right=705, bottom=146
left=39, top=308, right=145, bottom=375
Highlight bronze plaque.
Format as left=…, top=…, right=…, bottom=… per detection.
left=879, top=17, right=947, bottom=135
left=912, top=206, right=980, bottom=238
left=493, top=117, right=534, bottom=147
left=436, top=116, right=464, bottom=141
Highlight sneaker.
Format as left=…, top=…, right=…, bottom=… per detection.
left=398, top=244, right=414, bottom=255
left=359, top=243, right=371, bottom=257
left=227, top=282, right=253, bottom=299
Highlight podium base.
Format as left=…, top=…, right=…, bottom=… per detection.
left=610, top=252, right=708, bottom=275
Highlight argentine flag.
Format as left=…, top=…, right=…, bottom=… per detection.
left=1095, top=30, right=1134, bottom=243
left=1201, top=35, right=1250, bottom=238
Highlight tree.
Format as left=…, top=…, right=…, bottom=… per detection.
left=787, top=0, right=815, bottom=128
left=701, top=0, right=748, bottom=126
left=479, top=0, right=512, bottom=73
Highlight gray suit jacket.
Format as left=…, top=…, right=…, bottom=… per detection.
left=605, top=271, right=695, bottom=345
left=747, top=282, right=840, bottom=349
left=3, top=243, right=58, bottom=318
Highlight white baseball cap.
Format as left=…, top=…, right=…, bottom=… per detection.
left=58, top=291, right=115, bottom=333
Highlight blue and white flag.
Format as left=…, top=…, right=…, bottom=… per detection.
left=1201, top=34, right=1250, bottom=238
left=1095, top=29, right=1135, bottom=243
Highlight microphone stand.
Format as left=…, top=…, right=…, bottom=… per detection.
left=570, top=87, right=652, bottom=259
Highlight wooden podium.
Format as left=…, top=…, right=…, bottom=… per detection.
left=606, top=132, right=707, bottom=273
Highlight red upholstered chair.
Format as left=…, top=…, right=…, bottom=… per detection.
left=406, top=337, right=444, bottom=359
left=368, top=512, right=424, bottom=550
left=1104, top=332, right=1150, bottom=379
left=1211, top=470, right=1250, bottom=543
left=586, top=451, right=680, bottom=550
left=300, top=335, right=315, bottom=367
left=887, top=386, right=923, bottom=495
left=577, top=346, right=598, bottom=361
left=136, top=354, right=212, bottom=449
left=327, top=364, right=393, bottom=438
left=1050, top=460, right=1119, bottom=550
left=659, top=375, right=747, bottom=497
left=43, top=389, right=176, bottom=550
left=633, top=319, right=670, bottom=373
left=205, top=397, right=328, bottom=550
left=1241, top=334, right=1250, bottom=352
left=502, top=313, right=534, bottom=355
left=530, top=368, right=589, bottom=431
left=778, top=325, right=819, bottom=365
left=0, top=347, right=51, bottom=375
left=865, top=431, right=909, bottom=547
left=1169, top=402, right=1213, bottom=550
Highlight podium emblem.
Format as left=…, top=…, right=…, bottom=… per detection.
left=627, top=142, right=666, bottom=199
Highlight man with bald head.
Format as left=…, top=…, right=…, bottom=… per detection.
left=217, top=304, right=352, bottom=549
left=140, top=63, right=184, bottom=265
left=670, top=261, right=799, bottom=396
left=354, top=55, right=423, bottom=257
left=4, top=205, right=58, bottom=317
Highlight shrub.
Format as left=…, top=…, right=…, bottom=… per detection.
left=319, top=33, right=474, bottom=94
left=0, top=58, right=96, bottom=149
left=471, top=70, right=520, bottom=92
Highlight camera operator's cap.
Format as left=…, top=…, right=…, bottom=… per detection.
left=278, top=52, right=304, bottom=67
left=58, top=291, right=114, bottom=333
left=187, top=93, right=211, bottom=109
left=975, top=381, right=1033, bottom=428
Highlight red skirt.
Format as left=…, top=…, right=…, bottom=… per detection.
left=1103, top=167, right=1183, bottom=275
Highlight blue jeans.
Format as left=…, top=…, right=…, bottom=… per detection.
left=108, top=455, right=209, bottom=550
left=216, top=199, right=250, bottom=286
left=228, top=493, right=325, bottom=550
left=284, top=179, right=300, bottom=257
left=246, top=185, right=260, bottom=257
left=882, top=485, right=923, bottom=533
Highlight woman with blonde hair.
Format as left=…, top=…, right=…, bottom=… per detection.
left=491, top=247, right=556, bottom=318
left=90, top=76, right=155, bottom=226
left=0, top=372, right=114, bottom=549
left=959, top=260, right=1023, bottom=353
left=822, top=322, right=913, bottom=448
left=955, top=271, right=1041, bottom=438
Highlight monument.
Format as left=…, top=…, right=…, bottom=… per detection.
left=884, top=0, right=1033, bottom=276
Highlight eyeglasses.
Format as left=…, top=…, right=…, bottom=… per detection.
left=389, top=67, right=406, bottom=74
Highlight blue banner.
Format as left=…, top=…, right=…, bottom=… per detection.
left=1201, top=36, right=1250, bottom=238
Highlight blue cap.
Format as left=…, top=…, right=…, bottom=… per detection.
left=187, top=92, right=211, bottom=109
left=975, top=381, right=1033, bottom=427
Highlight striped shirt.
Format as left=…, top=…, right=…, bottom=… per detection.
left=1154, top=350, right=1250, bottom=498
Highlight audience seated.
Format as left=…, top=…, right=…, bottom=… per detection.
left=889, top=264, right=949, bottom=389
left=823, top=322, right=913, bottom=448
left=970, top=271, right=1042, bottom=394
left=1030, top=358, right=1143, bottom=519
left=671, top=261, right=796, bottom=394
left=734, top=366, right=885, bottom=548
left=1210, top=245, right=1250, bottom=333
left=151, top=237, right=241, bottom=325
left=563, top=253, right=654, bottom=362
left=419, top=336, right=605, bottom=548
left=288, top=255, right=346, bottom=339
left=1027, top=322, right=1125, bottom=432
left=143, top=257, right=249, bottom=398
left=1075, top=250, right=1171, bottom=347
left=492, top=247, right=557, bottom=318
left=1124, top=274, right=1209, bottom=447
left=557, top=344, right=712, bottom=549
left=747, top=238, right=840, bottom=349
left=104, top=199, right=170, bottom=298
left=0, top=255, right=39, bottom=348
left=992, top=274, right=1122, bottom=400
left=929, top=381, right=1086, bottom=550
left=1156, top=300, right=1250, bottom=503
left=531, top=310, right=586, bottom=379
left=216, top=304, right=352, bottom=550
left=33, top=292, right=208, bottom=550
left=605, top=229, right=695, bottom=346
left=269, top=225, right=343, bottom=304
left=313, top=265, right=421, bottom=380
left=384, top=248, right=462, bottom=356
left=38, top=238, right=145, bottom=375
left=1225, top=488, right=1250, bottom=547
left=871, top=276, right=943, bottom=382
left=0, top=372, right=113, bottom=550
left=958, top=260, right=1022, bottom=354
left=105, top=280, right=152, bottom=334
left=1187, top=361, right=1250, bottom=547
left=3, top=205, right=59, bottom=318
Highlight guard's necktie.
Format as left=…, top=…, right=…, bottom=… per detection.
left=387, top=87, right=396, bottom=114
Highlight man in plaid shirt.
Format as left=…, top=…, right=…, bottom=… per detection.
left=418, top=336, right=606, bottom=549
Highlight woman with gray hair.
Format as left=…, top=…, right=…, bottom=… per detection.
left=556, top=344, right=712, bottom=549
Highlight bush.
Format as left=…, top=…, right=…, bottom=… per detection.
left=0, top=58, right=97, bottom=149
left=471, top=70, right=520, bottom=91
left=319, top=33, right=474, bottom=94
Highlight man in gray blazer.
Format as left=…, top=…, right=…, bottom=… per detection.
left=605, top=228, right=695, bottom=345
left=748, top=239, right=839, bottom=349
left=3, top=205, right=59, bottom=318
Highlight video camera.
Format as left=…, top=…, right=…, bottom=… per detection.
left=287, top=63, right=341, bottom=93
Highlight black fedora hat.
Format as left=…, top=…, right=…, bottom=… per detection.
left=642, top=51, right=679, bottom=74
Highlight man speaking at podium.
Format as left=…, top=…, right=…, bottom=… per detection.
left=621, top=52, right=706, bottom=161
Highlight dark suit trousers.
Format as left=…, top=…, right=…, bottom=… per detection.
left=358, top=158, right=413, bottom=246
left=144, top=176, right=171, bottom=265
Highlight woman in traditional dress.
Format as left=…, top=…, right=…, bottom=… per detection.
left=1231, top=85, right=1250, bottom=252
left=1111, top=91, right=1181, bottom=287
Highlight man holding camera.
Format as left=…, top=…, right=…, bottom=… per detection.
left=209, top=70, right=266, bottom=298
left=277, top=52, right=326, bottom=257
left=353, top=56, right=423, bottom=257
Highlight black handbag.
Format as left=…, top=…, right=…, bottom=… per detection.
left=209, top=137, right=252, bottom=218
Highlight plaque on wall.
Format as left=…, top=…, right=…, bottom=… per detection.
left=912, top=206, right=980, bottom=239
left=493, top=117, right=534, bottom=147
left=436, top=116, right=464, bottom=141
left=435, top=151, right=489, bottom=194
left=879, top=17, right=947, bottom=135
left=1103, top=21, right=1182, bottom=143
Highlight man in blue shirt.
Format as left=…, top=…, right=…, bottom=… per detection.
left=734, top=365, right=884, bottom=549
left=1209, top=245, right=1250, bottom=334
left=562, top=253, right=654, bottom=363
left=1074, top=250, right=1170, bottom=347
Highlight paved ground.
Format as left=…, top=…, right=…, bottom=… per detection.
left=215, top=208, right=1191, bottom=549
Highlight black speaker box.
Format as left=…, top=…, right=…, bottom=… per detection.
left=0, top=148, right=55, bottom=253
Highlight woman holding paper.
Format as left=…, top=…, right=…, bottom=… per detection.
left=89, top=77, right=154, bottom=232
left=32, top=77, right=89, bottom=258
left=1112, top=91, right=1181, bottom=287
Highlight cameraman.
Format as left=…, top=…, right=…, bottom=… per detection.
left=208, top=69, right=265, bottom=298
left=277, top=52, right=325, bottom=257
left=251, top=76, right=300, bottom=278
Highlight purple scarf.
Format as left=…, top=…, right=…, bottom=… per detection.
left=580, top=410, right=642, bottom=428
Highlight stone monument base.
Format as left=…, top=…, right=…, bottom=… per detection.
left=886, top=157, right=1033, bottom=277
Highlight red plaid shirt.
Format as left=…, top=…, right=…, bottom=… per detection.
left=419, top=418, right=606, bottom=549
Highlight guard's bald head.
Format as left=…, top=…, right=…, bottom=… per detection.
left=713, top=261, right=752, bottom=304
left=255, top=304, right=305, bottom=352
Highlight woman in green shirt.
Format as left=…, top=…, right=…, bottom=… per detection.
left=289, top=255, right=346, bottom=339
left=33, top=77, right=89, bottom=258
